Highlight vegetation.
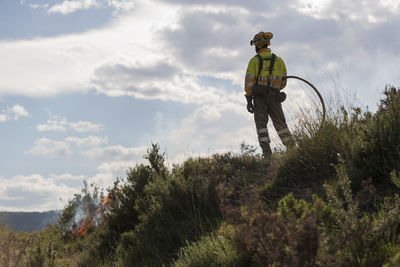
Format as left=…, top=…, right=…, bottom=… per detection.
left=2, top=86, right=400, bottom=266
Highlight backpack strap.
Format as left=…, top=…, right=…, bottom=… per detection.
left=269, top=53, right=276, bottom=75
left=255, top=53, right=276, bottom=88
left=267, top=53, right=276, bottom=89
left=255, top=54, right=263, bottom=85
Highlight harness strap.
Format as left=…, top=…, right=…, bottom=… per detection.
left=255, top=53, right=276, bottom=87
left=267, top=53, right=276, bottom=89
left=256, top=54, right=263, bottom=85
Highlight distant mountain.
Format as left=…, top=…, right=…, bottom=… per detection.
left=0, top=210, right=59, bottom=232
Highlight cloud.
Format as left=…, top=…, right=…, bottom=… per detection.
left=29, top=3, right=49, bottom=9
left=0, top=114, right=7, bottom=123
left=0, top=0, right=180, bottom=98
left=79, top=144, right=147, bottom=183
left=289, top=0, right=399, bottom=23
left=65, top=136, right=108, bottom=147
left=69, top=121, right=103, bottom=132
left=50, top=173, right=86, bottom=181
left=3, top=0, right=398, bottom=109
left=0, top=105, right=29, bottom=123
left=106, top=0, right=135, bottom=12
left=82, top=145, right=147, bottom=161
left=160, top=5, right=251, bottom=75
left=48, top=0, right=100, bottom=14
left=154, top=99, right=257, bottom=160
left=36, top=0, right=135, bottom=15
left=37, top=113, right=103, bottom=132
left=0, top=174, right=79, bottom=211
left=36, top=114, right=68, bottom=132
left=86, top=172, right=115, bottom=190
left=25, top=138, right=72, bottom=157
left=97, top=160, right=133, bottom=173
left=0, top=170, right=123, bottom=211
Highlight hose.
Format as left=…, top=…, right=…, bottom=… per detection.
left=283, top=75, right=326, bottom=128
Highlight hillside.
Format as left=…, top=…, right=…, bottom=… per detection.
left=0, top=211, right=59, bottom=232
left=2, top=86, right=400, bottom=266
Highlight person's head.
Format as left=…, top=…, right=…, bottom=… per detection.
left=250, top=32, right=273, bottom=52
left=255, top=44, right=269, bottom=53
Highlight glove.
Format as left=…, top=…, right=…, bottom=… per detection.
left=246, top=96, right=254, bottom=113
left=277, top=91, right=287, bottom=102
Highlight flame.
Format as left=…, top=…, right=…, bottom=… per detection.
left=71, top=194, right=114, bottom=239
left=103, top=196, right=110, bottom=206
left=75, top=218, right=94, bottom=237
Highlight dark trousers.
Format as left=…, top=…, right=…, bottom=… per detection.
left=254, top=94, right=292, bottom=156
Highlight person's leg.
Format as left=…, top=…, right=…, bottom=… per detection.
left=254, top=95, right=272, bottom=159
left=268, top=94, right=295, bottom=148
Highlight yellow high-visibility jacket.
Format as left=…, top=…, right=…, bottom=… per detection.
left=244, top=48, right=287, bottom=96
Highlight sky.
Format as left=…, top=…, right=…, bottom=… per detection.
left=0, top=0, right=399, bottom=211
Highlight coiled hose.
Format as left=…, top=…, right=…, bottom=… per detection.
left=284, top=75, right=326, bottom=128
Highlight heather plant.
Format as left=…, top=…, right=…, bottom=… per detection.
left=315, top=165, right=400, bottom=266
left=343, top=87, right=400, bottom=193
left=225, top=165, right=400, bottom=266
left=172, top=227, right=245, bottom=267
left=234, top=199, right=319, bottom=266
left=261, top=117, right=344, bottom=207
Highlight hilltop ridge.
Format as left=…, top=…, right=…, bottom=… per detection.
left=2, top=86, right=400, bottom=266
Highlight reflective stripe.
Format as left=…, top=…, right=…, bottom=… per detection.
left=258, top=81, right=268, bottom=86
left=246, top=73, right=256, bottom=79
left=257, top=128, right=268, bottom=134
left=245, top=77, right=256, bottom=83
left=259, top=137, right=270, bottom=143
left=258, top=75, right=282, bottom=81
left=245, top=82, right=255, bottom=87
left=255, top=81, right=282, bottom=88
left=277, top=128, right=290, bottom=135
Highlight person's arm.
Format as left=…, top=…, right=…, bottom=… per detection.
left=244, top=57, right=258, bottom=96
left=280, top=58, right=287, bottom=89
left=244, top=57, right=258, bottom=113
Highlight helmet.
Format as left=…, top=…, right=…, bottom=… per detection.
left=250, top=32, right=273, bottom=48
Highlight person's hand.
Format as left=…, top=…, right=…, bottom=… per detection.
left=246, top=96, right=254, bottom=113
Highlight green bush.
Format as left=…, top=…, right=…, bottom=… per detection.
left=111, top=145, right=266, bottom=266
left=344, top=87, right=400, bottom=192
left=113, top=155, right=223, bottom=265
left=262, top=118, right=344, bottom=206
left=172, top=234, right=242, bottom=267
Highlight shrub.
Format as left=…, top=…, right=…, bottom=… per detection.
left=112, top=146, right=262, bottom=266
left=114, top=156, right=223, bottom=265
left=262, top=118, right=344, bottom=206
left=172, top=232, right=243, bottom=267
left=343, top=87, right=400, bottom=192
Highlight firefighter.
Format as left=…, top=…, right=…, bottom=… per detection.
left=244, top=32, right=293, bottom=161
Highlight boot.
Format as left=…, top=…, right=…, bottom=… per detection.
left=282, top=137, right=296, bottom=149
left=261, top=144, right=272, bottom=165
